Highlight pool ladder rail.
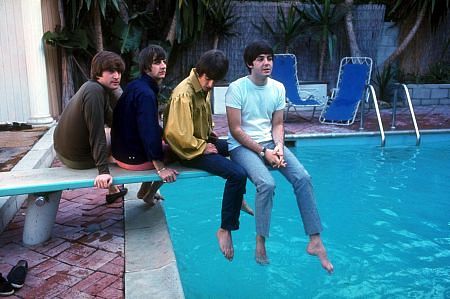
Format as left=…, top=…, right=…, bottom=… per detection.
left=359, top=83, right=421, bottom=147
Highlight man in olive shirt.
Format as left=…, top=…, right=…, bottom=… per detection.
left=54, top=51, right=127, bottom=203
left=164, top=50, right=247, bottom=261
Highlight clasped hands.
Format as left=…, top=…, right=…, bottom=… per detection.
left=264, top=143, right=286, bottom=168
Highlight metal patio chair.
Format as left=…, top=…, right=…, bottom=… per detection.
left=271, top=54, right=325, bottom=120
left=319, top=57, right=373, bottom=125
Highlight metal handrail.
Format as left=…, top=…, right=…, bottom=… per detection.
left=367, top=84, right=385, bottom=147
left=391, top=84, right=421, bottom=146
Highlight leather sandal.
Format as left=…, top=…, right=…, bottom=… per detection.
left=106, top=186, right=128, bottom=204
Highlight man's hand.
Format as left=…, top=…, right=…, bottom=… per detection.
left=158, top=168, right=179, bottom=183
left=265, top=149, right=286, bottom=168
left=203, top=143, right=218, bottom=155
left=272, top=143, right=286, bottom=167
left=273, top=142, right=284, bottom=157
left=95, top=174, right=113, bottom=189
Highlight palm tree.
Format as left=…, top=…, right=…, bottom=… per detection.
left=165, top=0, right=210, bottom=46
left=71, top=0, right=123, bottom=51
left=206, top=0, right=239, bottom=49
left=254, top=4, right=306, bottom=53
left=300, top=0, right=348, bottom=80
left=384, top=0, right=449, bottom=68
left=344, top=0, right=361, bottom=57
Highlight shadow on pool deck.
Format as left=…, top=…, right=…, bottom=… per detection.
left=0, top=105, right=449, bottom=298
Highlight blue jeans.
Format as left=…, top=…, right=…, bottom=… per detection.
left=180, top=139, right=246, bottom=231
left=230, top=141, right=322, bottom=237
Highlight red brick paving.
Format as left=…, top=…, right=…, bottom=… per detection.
left=0, top=161, right=124, bottom=298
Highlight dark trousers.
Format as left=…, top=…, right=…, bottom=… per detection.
left=180, top=139, right=246, bottom=231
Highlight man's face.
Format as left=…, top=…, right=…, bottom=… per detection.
left=147, top=59, right=167, bottom=83
left=97, top=70, right=121, bottom=90
left=249, top=54, right=273, bottom=77
left=197, top=73, right=215, bottom=92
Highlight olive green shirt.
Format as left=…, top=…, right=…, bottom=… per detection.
left=54, top=80, right=116, bottom=174
left=163, top=69, right=213, bottom=160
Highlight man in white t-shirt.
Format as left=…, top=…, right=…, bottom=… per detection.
left=225, top=40, right=333, bottom=273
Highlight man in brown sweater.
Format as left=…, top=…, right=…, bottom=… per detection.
left=53, top=51, right=127, bottom=203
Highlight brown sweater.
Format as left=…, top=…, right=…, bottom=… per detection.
left=54, top=80, right=116, bottom=174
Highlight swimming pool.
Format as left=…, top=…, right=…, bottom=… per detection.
left=162, top=132, right=450, bottom=298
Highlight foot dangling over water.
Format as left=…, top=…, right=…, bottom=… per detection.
left=255, top=235, right=269, bottom=265
left=216, top=228, right=234, bottom=261
left=240, top=199, right=254, bottom=216
left=307, top=234, right=334, bottom=274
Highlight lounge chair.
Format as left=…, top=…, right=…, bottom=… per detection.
left=319, top=57, right=373, bottom=125
left=272, top=54, right=325, bottom=120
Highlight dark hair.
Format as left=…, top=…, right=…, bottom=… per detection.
left=243, top=40, right=274, bottom=73
left=195, top=50, right=229, bottom=81
left=90, top=51, right=125, bottom=79
left=139, top=45, right=167, bottom=74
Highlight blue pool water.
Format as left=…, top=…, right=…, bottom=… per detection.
left=162, top=133, right=450, bottom=298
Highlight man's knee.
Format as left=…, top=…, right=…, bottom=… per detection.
left=294, top=172, right=312, bottom=189
left=230, top=166, right=247, bottom=186
left=257, top=178, right=276, bottom=193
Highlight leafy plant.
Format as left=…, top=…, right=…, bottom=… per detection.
left=253, top=4, right=306, bottom=53
left=206, top=0, right=240, bottom=49
left=384, top=0, right=449, bottom=68
left=372, top=64, right=397, bottom=104
left=300, top=0, right=348, bottom=80
left=398, top=62, right=450, bottom=84
left=171, top=0, right=210, bottom=45
left=111, top=10, right=154, bottom=54
left=43, top=28, right=89, bottom=51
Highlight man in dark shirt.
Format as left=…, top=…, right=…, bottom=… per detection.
left=53, top=51, right=127, bottom=203
left=111, top=45, right=178, bottom=205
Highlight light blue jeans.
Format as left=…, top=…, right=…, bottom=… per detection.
left=230, top=141, right=323, bottom=237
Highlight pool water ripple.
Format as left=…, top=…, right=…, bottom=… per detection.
left=162, top=134, right=450, bottom=298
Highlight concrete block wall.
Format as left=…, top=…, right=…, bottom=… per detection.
left=376, top=22, right=399, bottom=67
left=406, top=84, right=450, bottom=106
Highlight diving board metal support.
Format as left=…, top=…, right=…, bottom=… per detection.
left=391, top=84, right=421, bottom=146
left=23, top=191, right=62, bottom=245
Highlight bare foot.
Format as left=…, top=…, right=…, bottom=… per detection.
left=216, top=228, right=234, bottom=261
left=137, top=182, right=152, bottom=199
left=255, top=235, right=269, bottom=265
left=241, top=199, right=254, bottom=216
left=141, top=182, right=164, bottom=205
left=306, top=234, right=334, bottom=274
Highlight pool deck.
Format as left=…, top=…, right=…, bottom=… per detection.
left=0, top=105, right=449, bottom=298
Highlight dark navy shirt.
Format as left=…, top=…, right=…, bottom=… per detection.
left=111, top=73, right=163, bottom=164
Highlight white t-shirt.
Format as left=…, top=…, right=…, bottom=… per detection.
left=225, top=76, right=286, bottom=150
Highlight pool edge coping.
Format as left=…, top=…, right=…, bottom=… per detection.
left=285, top=128, right=450, bottom=140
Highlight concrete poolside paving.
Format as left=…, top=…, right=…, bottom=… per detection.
left=0, top=105, right=449, bottom=298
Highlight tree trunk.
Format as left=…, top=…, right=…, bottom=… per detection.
left=93, top=1, right=104, bottom=52
left=383, top=3, right=426, bottom=69
left=344, top=0, right=361, bottom=57
left=118, top=0, right=129, bottom=24
left=213, top=35, right=219, bottom=49
left=166, top=11, right=177, bottom=46
left=318, top=36, right=327, bottom=81
left=58, top=0, right=74, bottom=109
